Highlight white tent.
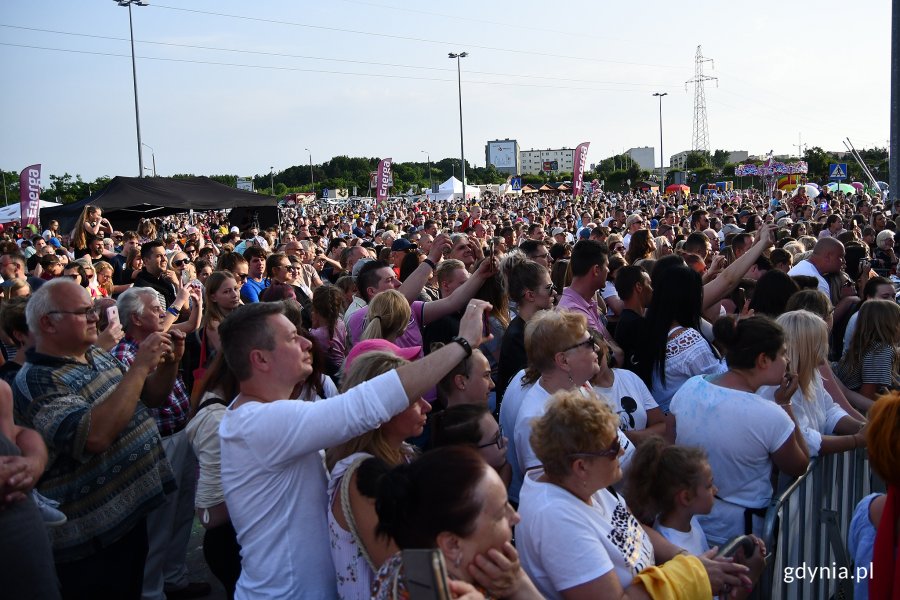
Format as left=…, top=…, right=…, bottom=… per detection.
left=0, top=201, right=62, bottom=224
left=427, top=176, right=480, bottom=202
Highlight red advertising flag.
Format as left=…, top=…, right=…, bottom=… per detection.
left=375, top=158, right=392, bottom=208
left=572, top=142, right=590, bottom=199
left=19, top=164, right=41, bottom=230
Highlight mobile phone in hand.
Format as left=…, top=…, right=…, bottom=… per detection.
left=401, top=549, right=452, bottom=600
left=106, top=305, right=120, bottom=329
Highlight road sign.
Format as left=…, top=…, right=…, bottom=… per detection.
left=510, top=177, right=522, bottom=191
left=321, top=188, right=329, bottom=198
left=829, top=163, right=848, bottom=180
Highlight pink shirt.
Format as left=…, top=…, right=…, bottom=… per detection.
left=556, top=287, right=613, bottom=341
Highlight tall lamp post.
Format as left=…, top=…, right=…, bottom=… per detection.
left=142, top=143, right=156, bottom=177
left=421, top=150, right=432, bottom=191
left=448, top=52, right=468, bottom=198
left=652, top=92, right=668, bottom=185
left=115, top=0, right=148, bottom=177
left=305, top=148, right=314, bottom=196
left=269, top=166, right=274, bottom=195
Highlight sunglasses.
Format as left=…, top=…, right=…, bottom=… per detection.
left=172, top=259, right=190, bottom=267
left=569, top=437, right=622, bottom=460
left=563, top=337, right=598, bottom=353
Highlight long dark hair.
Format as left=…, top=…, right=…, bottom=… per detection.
left=637, top=265, right=704, bottom=387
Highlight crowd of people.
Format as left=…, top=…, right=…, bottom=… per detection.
left=0, top=183, right=898, bottom=600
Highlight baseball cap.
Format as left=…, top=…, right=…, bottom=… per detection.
left=391, top=238, right=417, bottom=252
left=344, top=339, right=421, bottom=371
left=48, top=237, right=62, bottom=248
left=551, top=227, right=565, bottom=236
left=578, top=228, right=592, bottom=239
left=186, top=226, right=200, bottom=235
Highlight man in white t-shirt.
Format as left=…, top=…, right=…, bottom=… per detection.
left=787, top=237, right=845, bottom=297
left=218, top=300, right=491, bottom=600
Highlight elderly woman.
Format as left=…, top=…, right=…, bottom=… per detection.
left=370, top=446, right=542, bottom=599
left=517, top=390, right=750, bottom=599
left=513, top=311, right=635, bottom=489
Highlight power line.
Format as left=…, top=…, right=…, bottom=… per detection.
left=0, top=24, right=683, bottom=89
left=149, top=3, right=686, bottom=70
left=0, top=42, right=678, bottom=93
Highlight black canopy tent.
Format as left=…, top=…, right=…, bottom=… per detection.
left=41, top=176, right=278, bottom=233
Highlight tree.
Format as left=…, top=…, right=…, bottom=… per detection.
left=685, top=151, right=711, bottom=169
left=712, top=150, right=730, bottom=170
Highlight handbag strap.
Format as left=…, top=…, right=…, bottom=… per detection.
left=339, top=456, right=378, bottom=574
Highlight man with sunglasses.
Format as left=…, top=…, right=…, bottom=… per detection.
left=12, top=279, right=181, bottom=598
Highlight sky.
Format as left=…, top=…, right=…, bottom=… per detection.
left=0, top=0, right=892, bottom=182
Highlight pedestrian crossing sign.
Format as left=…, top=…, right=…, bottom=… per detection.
left=829, top=163, right=847, bottom=180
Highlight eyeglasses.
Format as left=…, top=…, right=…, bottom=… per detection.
left=278, top=264, right=297, bottom=271
left=477, top=425, right=505, bottom=450
left=568, top=437, right=622, bottom=460
left=48, top=306, right=100, bottom=319
left=237, top=273, right=249, bottom=282
left=612, top=245, right=625, bottom=252
left=529, top=252, right=549, bottom=260
left=172, top=259, right=190, bottom=267
left=563, top=337, right=598, bottom=352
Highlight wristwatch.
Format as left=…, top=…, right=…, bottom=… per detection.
left=451, top=336, right=473, bottom=357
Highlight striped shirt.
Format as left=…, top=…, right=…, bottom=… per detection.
left=13, top=346, right=175, bottom=562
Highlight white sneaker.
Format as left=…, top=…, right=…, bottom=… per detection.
left=31, top=491, right=67, bottom=526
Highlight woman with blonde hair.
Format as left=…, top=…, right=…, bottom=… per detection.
left=835, top=299, right=900, bottom=401
left=325, top=351, right=430, bottom=600
left=513, top=311, right=635, bottom=496
left=201, top=271, right=242, bottom=358
left=653, top=235, right=673, bottom=260
left=757, top=311, right=866, bottom=456
left=93, top=261, right=114, bottom=297
left=359, top=289, right=409, bottom=343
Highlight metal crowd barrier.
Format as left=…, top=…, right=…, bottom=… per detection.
left=757, top=448, right=885, bottom=600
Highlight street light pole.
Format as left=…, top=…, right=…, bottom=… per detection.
left=652, top=92, right=668, bottom=185
left=421, top=150, right=432, bottom=191
left=115, top=0, right=148, bottom=177
left=270, top=166, right=274, bottom=195
left=305, top=148, right=314, bottom=196
left=142, top=143, right=156, bottom=177
left=448, top=52, right=468, bottom=198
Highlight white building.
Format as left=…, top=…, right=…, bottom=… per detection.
left=626, top=146, right=656, bottom=171
left=520, top=148, right=575, bottom=175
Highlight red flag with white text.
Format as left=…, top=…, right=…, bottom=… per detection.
left=375, top=158, right=392, bottom=208
left=19, top=164, right=41, bottom=230
left=572, top=143, right=590, bottom=199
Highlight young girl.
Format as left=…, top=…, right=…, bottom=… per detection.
left=835, top=299, right=900, bottom=401
left=625, top=436, right=715, bottom=555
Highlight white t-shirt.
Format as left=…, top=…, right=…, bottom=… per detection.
left=498, top=369, right=530, bottom=503
left=518, top=471, right=654, bottom=598
left=669, top=375, right=795, bottom=546
left=220, top=371, right=408, bottom=600
left=757, top=372, right=848, bottom=457
left=787, top=259, right=830, bottom=297
left=184, top=398, right=227, bottom=509
left=513, top=382, right=635, bottom=477
left=653, top=517, right=710, bottom=556
left=593, top=369, right=658, bottom=433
